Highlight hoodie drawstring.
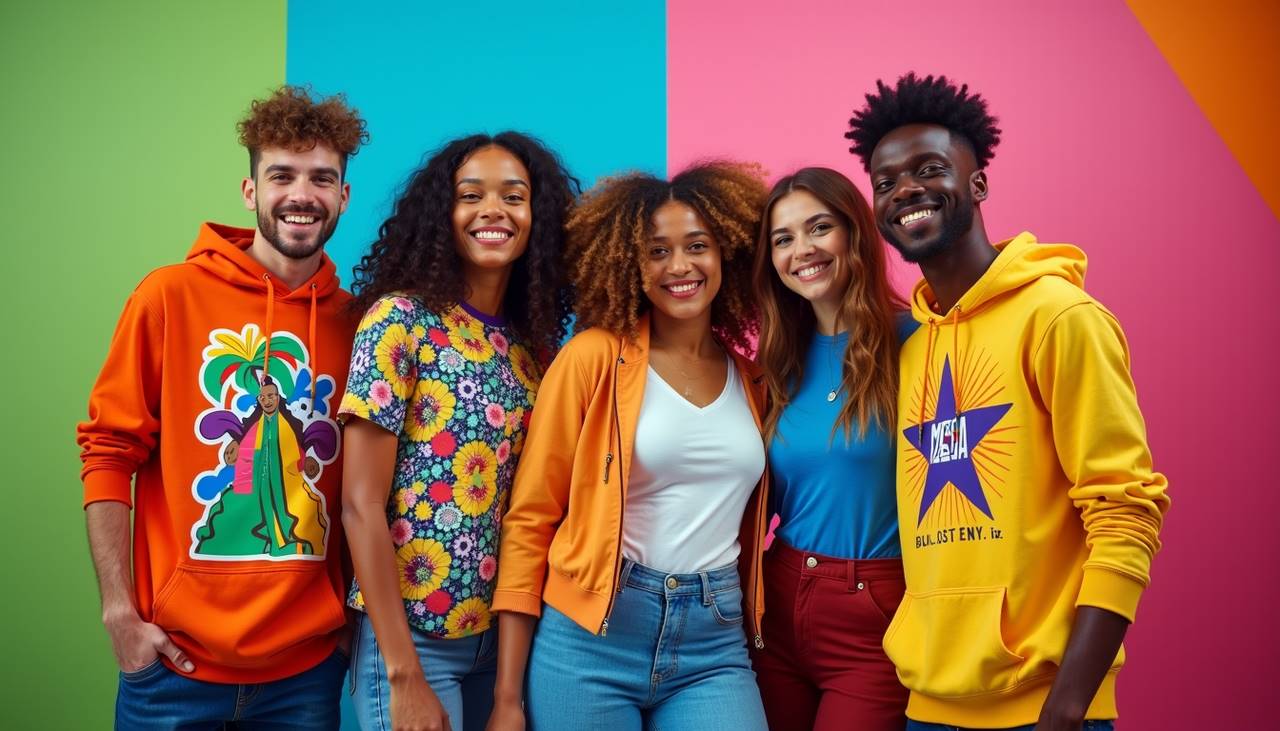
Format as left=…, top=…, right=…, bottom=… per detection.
left=917, top=305, right=963, bottom=442
left=260, top=274, right=320, bottom=412
left=262, top=274, right=276, bottom=388
left=309, top=283, right=319, bottom=411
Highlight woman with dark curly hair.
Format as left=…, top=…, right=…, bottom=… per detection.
left=751, top=167, right=914, bottom=731
left=337, top=132, right=576, bottom=731
left=488, top=162, right=771, bottom=731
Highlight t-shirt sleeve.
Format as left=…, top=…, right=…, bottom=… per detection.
left=338, top=297, right=422, bottom=435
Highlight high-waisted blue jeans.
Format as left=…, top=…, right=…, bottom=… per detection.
left=526, top=559, right=767, bottom=730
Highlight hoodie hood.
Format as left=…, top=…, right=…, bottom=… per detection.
left=909, top=232, right=1087, bottom=324
left=186, top=222, right=344, bottom=301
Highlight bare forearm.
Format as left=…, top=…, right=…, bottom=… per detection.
left=1038, top=606, right=1129, bottom=728
left=343, top=505, right=424, bottom=680
left=86, top=500, right=137, bottom=620
left=493, top=612, right=536, bottom=703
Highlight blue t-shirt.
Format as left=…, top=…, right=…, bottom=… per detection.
left=768, top=316, right=918, bottom=559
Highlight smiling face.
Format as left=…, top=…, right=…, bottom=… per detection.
left=451, top=145, right=532, bottom=279
left=257, top=381, right=280, bottom=415
left=869, top=123, right=987, bottom=263
left=242, top=143, right=349, bottom=260
left=768, top=189, right=853, bottom=310
left=642, top=200, right=722, bottom=323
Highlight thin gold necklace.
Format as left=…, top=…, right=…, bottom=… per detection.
left=826, top=336, right=841, bottom=403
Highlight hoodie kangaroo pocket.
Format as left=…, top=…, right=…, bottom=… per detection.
left=883, top=586, right=1025, bottom=698
left=151, top=563, right=345, bottom=669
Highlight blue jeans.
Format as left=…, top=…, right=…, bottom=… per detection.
left=348, top=611, right=497, bottom=731
left=906, top=721, right=1115, bottom=730
left=114, top=648, right=347, bottom=730
left=526, top=559, right=767, bottom=730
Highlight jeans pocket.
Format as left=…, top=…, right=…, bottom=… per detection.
left=709, top=585, right=744, bottom=626
left=120, top=658, right=165, bottom=683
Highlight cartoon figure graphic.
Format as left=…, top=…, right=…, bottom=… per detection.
left=190, top=325, right=339, bottom=560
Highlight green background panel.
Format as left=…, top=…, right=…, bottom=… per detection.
left=0, top=1, right=285, bottom=726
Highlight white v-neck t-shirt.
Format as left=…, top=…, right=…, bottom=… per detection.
left=621, top=357, right=766, bottom=573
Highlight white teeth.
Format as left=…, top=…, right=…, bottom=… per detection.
left=283, top=214, right=316, bottom=224
left=898, top=209, right=934, bottom=226
left=473, top=230, right=510, bottom=240
left=667, top=282, right=699, bottom=293
left=796, top=262, right=828, bottom=278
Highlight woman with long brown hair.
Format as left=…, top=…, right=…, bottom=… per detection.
left=751, top=167, right=915, bottom=731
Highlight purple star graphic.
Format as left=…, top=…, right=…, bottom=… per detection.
left=903, top=356, right=1012, bottom=525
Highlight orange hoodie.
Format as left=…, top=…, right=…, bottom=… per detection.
left=493, top=317, right=771, bottom=647
left=77, top=223, right=358, bottom=683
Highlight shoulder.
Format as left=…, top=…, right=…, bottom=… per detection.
left=356, top=293, right=441, bottom=333
left=894, top=309, right=920, bottom=343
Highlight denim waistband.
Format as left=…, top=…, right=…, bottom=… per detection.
left=619, top=558, right=740, bottom=598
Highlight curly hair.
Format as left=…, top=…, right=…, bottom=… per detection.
left=846, top=73, right=1001, bottom=171
left=350, top=132, right=577, bottom=362
left=753, top=168, right=907, bottom=441
left=238, top=85, right=369, bottom=178
left=565, top=161, right=767, bottom=353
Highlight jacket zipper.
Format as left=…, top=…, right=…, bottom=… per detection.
left=600, top=352, right=626, bottom=636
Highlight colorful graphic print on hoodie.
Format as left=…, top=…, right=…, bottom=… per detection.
left=77, top=223, right=357, bottom=683
left=190, top=324, right=339, bottom=560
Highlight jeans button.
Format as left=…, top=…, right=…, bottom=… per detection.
left=856, top=581, right=864, bottom=591
left=805, top=556, right=818, bottom=568
left=665, top=577, right=678, bottom=589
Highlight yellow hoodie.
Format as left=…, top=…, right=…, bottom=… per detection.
left=886, top=232, right=1169, bottom=726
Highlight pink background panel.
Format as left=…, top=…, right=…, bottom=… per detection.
left=668, top=0, right=1279, bottom=725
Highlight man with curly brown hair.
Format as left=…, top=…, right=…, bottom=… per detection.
left=78, top=86, right=368, bottom=729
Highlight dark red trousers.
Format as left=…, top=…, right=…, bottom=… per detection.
left=752, top=540, right=908, bottom=731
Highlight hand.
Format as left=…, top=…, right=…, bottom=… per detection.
left=390, top=674, right=451, bottom=731
left=1033, top=700, right=1087, bottom=731
left=485, top=697, right=525, bottom=731
left=223, top=440, right=239, bottom=466
left=104, top=610, right=194, bottom=674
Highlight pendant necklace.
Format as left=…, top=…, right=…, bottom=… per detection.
left=826, top=337, right=840, bottom=403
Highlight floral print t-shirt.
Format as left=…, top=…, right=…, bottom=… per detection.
left=339, top=295, right=541, bottom=638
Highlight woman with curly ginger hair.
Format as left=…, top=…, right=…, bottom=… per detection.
left=488, top=162, right=772, bottom=731
left=337, top=132, right=577, bottom=731
left=751, top=167, right=915, bottom=731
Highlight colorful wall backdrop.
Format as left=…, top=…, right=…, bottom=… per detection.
left=6, top=0, right=1273, bottom=728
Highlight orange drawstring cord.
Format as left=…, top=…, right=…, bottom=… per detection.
left=951, top=305, right=961, bottom=407
left=308, top=283, right=318, bottom=411
left=262, top=274, right=276, bottom=387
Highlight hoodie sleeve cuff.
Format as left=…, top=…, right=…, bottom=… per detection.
left=82, top=469, right=134, bottom=509
left=490, top=590, right=544, bottom=618
left=1076, top=566, right=1146, bottom=622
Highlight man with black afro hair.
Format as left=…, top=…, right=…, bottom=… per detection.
left=848, top=73, right=1168, bottom=731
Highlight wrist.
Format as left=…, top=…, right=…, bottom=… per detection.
left=101, top=603, right=140, bottom=628
left=386, top=663, right=426, bottom=685
left=493, top=686, right=523, bottom=704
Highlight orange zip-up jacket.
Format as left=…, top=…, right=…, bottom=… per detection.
left=493, top=315, right=771, bottom=647
left=77, top=223, right=357, bottom=683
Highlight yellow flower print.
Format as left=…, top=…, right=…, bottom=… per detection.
left=405, top=379, right=455, bottom=442
left=395, top=487, right=414, bottom=515
left=442, top=307, right=479, bottom=331
left=358, top=298, right=395, bottom=330
left=412, top=324, right=426, bottom=340
left=451, top=441, right=498, bottom=516
left=418, top=341, right=436, bottom=366
left=448, top=319, right=494, bottom=364
left=509, top=344, right=541, bottom=392
left=375, top=323, right=418, bottom=399
left=396, top=538, right=451, bottom=600
left=340, top=391, right=371, bottom=419
left=411, top=480, right=427, bottom=495
left=414, top=501, right=434, bottom=521
left=444, top=597, right=490, bottom=637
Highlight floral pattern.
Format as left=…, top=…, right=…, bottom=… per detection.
left=340, top=295, right=541, bottom=638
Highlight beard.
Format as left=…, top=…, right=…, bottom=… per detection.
left=880, top=195, right=974, bottom=264
left=256, top=202, right=338, bottom=260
